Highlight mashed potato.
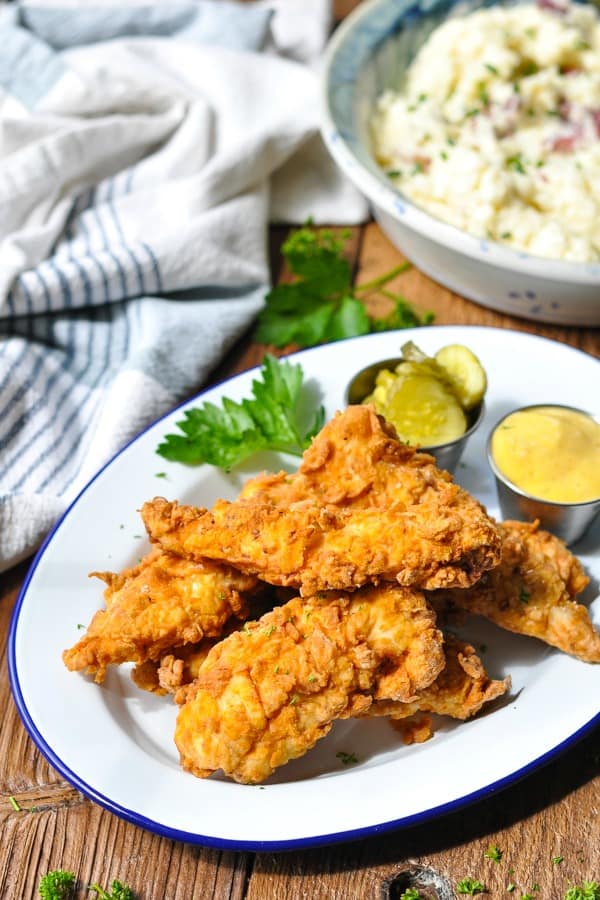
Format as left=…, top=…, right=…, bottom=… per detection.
left=371, top=1, right=600, bottom=261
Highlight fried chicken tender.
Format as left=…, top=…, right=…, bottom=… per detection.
left=62, top=547, right=260, bottom=682
left=132, top=640, right=216, bottom=696
left=362, top=635, right=510, bottom=724
left=175, top=585, right=444, bottom=784
left=142, top=406, right=501, bottom=595
left=430, top=520, right=600, bottom=663
left=131, top=593, right=277, bottom=698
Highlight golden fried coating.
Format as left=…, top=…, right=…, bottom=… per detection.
left=63, top=547, right=260, bottom=682
left=174, top=585, right=444, bottom=784
left=430, top=520, right=599, bottom=663
left=130, top=593, right=278, bottom=699
left=131, top=639, right=217, bottom=697
left=363, top=635, right=510, bottom=723
left=142, top=406, right=501, bottom=595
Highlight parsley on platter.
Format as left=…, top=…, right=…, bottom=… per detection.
left=254, top=226, right=431, bottom=349
left=157, top=354, right=324, bottom=469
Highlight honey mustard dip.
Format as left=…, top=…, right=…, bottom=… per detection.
left=490, top=405, right=600, bottom=504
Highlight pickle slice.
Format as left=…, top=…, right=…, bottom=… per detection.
left=434, top=344, right=487, bottom=411
left=376, top=372, right=467, bottom=446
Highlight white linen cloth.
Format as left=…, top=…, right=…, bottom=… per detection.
left=0, top=0, right=368, bottom=571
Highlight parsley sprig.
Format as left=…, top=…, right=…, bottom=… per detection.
left=157, top=354, right=324, bottom=469
left=564, top=883, right=600, bottom=900
left=255, top=226, right=431, bottom=349
left=38, top=872, right=135, bottom=900
left=484, top=845, right=503, bottom=862
left=88, top=880, right=135, bottom=900
left=456, top=877, right=487, bottom=895
left=38, top=871, right=75, bottom=900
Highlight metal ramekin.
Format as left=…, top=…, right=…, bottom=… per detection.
left=346, top=357, right=485, bottom=474
left=486, top=404, right=600, bottom=545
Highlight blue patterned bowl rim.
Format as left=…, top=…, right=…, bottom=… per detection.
left=321, top=0, right=600, bottom=284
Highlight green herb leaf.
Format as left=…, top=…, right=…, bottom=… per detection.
left=507, top=154, right=526, bottom=174
left=564, top=883, right=600, bottom=900
left=457, top=878, right=487, bottom=895
left=89, top=881, right=135, bottom=900
left=553, top=856, right=564, bottom=866
left=336, top=751, right=359, bottom=765
left=255, top=226, right=431, bottom=349
left=400, top=889, right=424, bottom=900
left=38, top=870, right=75, bottom=900
left=157, top=354, right=324, bottom=470
left=485, top=845, right=503, bottom=863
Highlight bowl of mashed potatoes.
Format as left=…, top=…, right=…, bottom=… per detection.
left=322, top=0, right=600, bottom=325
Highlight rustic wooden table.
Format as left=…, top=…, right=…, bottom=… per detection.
left=1, top=218, right=599, bottom=899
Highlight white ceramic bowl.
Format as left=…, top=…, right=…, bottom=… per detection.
left=321, top=0, right=600, bottom=326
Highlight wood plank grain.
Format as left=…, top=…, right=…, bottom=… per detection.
left=1, top=800, right=252, bottom=899
left=356, top=223, right=600, bottom=357
left=246, top=724, right=599, bottom=899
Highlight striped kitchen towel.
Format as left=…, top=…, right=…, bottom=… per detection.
left=0, top=0, right=368, bottom=571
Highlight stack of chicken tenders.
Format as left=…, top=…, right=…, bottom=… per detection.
left=64, top=406, right=600, bottom=784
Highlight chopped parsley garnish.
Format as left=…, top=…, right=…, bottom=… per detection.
left=155, top=472, right=167, bottom=479
left=507, top=154, right=526, bottom=174
left=387, top=169, right=403, bottom=178
left=400, top=890, right=424, bottom=900
left=485, top=845, right=503, bottom=863
left=412, top=161, right=425, bottom=175
left=465, top=108, right=481, bottom=118
left=254, top=226, right=430, bottom=349
left=564, top=884, right=600, bottom=900
left=520, top=588, right=531, bottom=603
left=501, top=232, right=513, bottom=240
left=457, top=878, right=487, bottom=895
left=156, top=354, right=324, bottom=470
left=477, top=82, right=490, bottom=106
left=507, top=885, right=516, bottom=894
left=336, top=751, right=359, bottom=765
left=9, top=796, right=20, bottom=811
left=485, top=62, right=499, bottom=75
left=553, top=856, right=565, bottom=866
left=441, top=150, right=449, bottom=160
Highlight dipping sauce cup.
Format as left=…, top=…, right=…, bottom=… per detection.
left=487, top=404, right=600, bottom=545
